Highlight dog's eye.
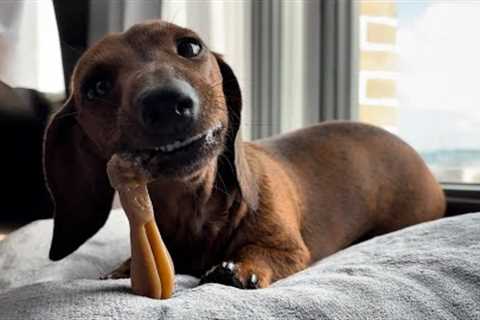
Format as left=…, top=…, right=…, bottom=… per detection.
left=86, top=79, right=112, bottom=101
left=176, top=38, right=202, bottom=58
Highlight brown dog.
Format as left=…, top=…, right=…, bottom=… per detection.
left=44, top=21, right=445, bottom=289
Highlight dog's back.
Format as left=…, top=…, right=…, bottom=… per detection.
left=251, top=121, right=446, bottom=261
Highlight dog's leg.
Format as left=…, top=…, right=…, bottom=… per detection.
left=100, top=258, right=131, bottom=279
left=200, top=240, right=310, bottom=289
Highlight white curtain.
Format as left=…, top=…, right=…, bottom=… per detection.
left=0, top=0, right=65, bottom=97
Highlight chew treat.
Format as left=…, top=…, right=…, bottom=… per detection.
left=107, top=154, right=175, bottom=299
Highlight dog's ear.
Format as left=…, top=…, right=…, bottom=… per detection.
left=213, top=54, right=258, bottom=211
left=43, top=97, right=114, bottom=261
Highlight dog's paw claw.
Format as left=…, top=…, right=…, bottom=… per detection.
left=226, top=261, right=235, bottom=272
left=98, top=273, right=118, bottom=280
left=100, top=270, right=130, bottom=280
left=200, top=261, right=260, bottom=289
left=200, top=261, right=244, bottom=288
left=247, top=273, right=259, bottom=289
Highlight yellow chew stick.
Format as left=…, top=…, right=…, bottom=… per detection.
left=107, top=155, right=175, bottom=299
left=145, top=220, right=175, bottom=297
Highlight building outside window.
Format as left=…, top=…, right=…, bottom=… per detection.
left=358, top=0, right=480, bottom=184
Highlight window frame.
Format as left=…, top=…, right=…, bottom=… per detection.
left=443, top=184, right=480, bottom=216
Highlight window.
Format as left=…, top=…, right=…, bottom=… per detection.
left=0, top=1, right=64, bottom=98
left=358, top=0, right=480, bottom=184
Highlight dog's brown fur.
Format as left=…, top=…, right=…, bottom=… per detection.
left=44, top=21, right=445, bottom=289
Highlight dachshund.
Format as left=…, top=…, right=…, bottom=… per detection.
left=44, top=21, right=446, bottom=289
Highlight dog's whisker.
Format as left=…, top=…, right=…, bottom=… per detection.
left=218, top=154, right=235, bottom=176
left=59, top=40, right=85, bottom=57
left=51, top=111, right=79, bottom=121
left=213, top=170, right=230, bottom=197
left=94, top=97, right=122, bottom=109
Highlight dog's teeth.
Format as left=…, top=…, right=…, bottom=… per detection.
left=205, top=129, right=215, bottom=144
left=187, top=134, right=200, bottom=145
left=153, top=124, right=222, bottom=153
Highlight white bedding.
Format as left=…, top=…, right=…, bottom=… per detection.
left=1, top=209, right=479, bottom=319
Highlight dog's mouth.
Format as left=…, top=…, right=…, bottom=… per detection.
left=123, top=122, right=224, bottom=177
left=145, top=123, right=222, bottom=154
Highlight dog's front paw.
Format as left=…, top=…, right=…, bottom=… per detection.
left=100, top=258, right=131, bottom=280
left=199, top=261, right=260, bottom=289
left=100, top=269, right=130, bottom=280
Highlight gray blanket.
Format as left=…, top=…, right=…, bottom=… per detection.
left=0, top=209, right=479, bottom=320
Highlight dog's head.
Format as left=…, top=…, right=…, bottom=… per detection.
left=44, top=21, right=257, bottom=260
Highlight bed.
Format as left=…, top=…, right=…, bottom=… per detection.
left=1, top=209, right=479, bottom=319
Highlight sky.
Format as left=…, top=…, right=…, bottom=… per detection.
left=396, top=0, right=431, bottom=25
left=394, top=0, right=480, bottom=152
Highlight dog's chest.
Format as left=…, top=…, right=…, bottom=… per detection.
left=151, top=191, right=235, bottom=275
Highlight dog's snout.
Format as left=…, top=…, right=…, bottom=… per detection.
left=138, top=79, right=199, bottom=134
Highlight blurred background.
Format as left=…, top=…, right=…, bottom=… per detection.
left=1, top=0, right=479, bottom=237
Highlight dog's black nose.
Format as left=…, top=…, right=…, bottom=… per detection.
left=138, top=79, right=199, bottom=134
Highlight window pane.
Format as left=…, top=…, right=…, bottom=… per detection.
left=358, top=0, right=480, bottom=184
